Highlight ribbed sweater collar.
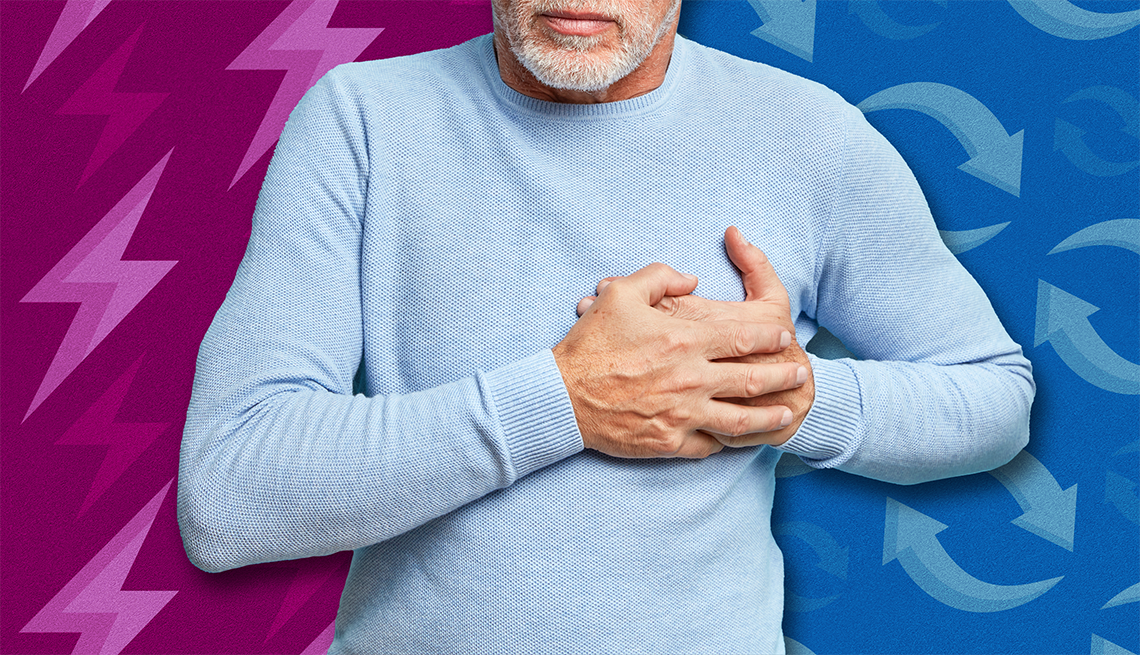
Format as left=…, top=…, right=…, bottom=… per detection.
left=476, top=31, right=688, bottom=121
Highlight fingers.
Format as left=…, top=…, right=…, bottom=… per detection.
left=707, top=359, right=806, bottom=399
left=596, top=277, right=618, bottom=295
left=608, top=263, right=697, bottom=307
left=697, top=320, right=792, bottom=359
left=725, top=226, right=788, bottom=303
left=669, top=432, right=725, bottom=459
left=700, top=399, right=795, bottom=438
left=577, top=296, right=596, bottom=316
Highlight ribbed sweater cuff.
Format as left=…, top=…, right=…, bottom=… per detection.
left=778, top=354, right=862, bottom=465
left=484, top=349, right=584, bottom=480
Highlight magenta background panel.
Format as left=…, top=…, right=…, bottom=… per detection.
left=3, top=2, right=490, bottom=653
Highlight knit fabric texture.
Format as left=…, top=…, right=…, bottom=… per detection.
left=178, top=33, right=1034, bottom=654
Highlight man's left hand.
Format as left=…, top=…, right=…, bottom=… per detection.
left=576, top=226, right=814, bottom=447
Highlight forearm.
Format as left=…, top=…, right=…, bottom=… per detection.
left=781, top=351, right=1033, bottom=485
left=178, top=349, right=581, bottom=572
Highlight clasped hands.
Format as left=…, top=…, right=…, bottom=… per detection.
left=552, top=226, right=814, bottom=459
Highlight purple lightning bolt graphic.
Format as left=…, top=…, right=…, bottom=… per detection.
left=57, top=355, right=170, bottom=517
left=24, top=0, right=113, bottom=91
left=20, top=150, right=177, bottom=421
left=264, top=554, right=348, bottom=642
left=21, top=481, right=177, bottom=655
left=226, top=0, right=383, bottom=188
left=300, top=620, right=337, bottom=655
left=58, top=23, right=169, bottom=187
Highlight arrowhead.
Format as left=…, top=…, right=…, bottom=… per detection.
left=1034, top=280, right=1100, bottom=347
left=1053, top=118, right=1086, bottom=152
left=1092, top=634, right=1138, bottom=655
left=1011, top=484, right=1078, bottom=551
left=958, top=129, right=1023, bottom=196
left=884, top=498, right=947, bottom=564
left=749, top=0, right=817, bottom=62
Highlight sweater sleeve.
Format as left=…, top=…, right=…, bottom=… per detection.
left=776, top=103, right=1034, bottom=485
left=177, top=70, right=583, bottom=573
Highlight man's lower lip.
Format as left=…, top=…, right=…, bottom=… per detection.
left=541, top=14, right=614, bottom=36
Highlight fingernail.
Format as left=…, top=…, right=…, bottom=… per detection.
left=598, top=280, right=611, bottom=293
left=780, top=409, right=793, bottom=428
left=682, top=273, right=698, bottom=282
left=795, top=366, right=808, bottom=385
left=780, top=331, right=791, bottom=349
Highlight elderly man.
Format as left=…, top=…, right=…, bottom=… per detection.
left=178, top=0, right=1034, bottom=652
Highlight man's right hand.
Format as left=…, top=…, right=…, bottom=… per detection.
left=552, top=263, right=807, bottom=460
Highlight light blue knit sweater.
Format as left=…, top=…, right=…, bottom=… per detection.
left=178, top=33, right=1034, bottom=654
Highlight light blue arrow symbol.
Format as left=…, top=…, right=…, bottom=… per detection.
left=1105, top=470, right=1139, bottom=525
left=785, top=637, right=817, bottom=655
left=1035, top=280, right=1140, bottom=395
left=848, top=0, right=944, bottom=40
left=1055, top=119, right=1140, bottom=177
left=748, top=0, right=817, bottom=62
left=1050, top=219, right=1140, bottom=256
left=939, top=222, right=1011, bottom=255
left=774, top=521, right=849, bottom=579
left=989, top=450, right=1077, bottom=550
left=1092, top=634, right=1138, bottom=655
left=1102, top=582, right=1140, bottom=609
left=775, top=452, right=815, bottom=478
left=1008, top=0, right=1140, bottom=40
left=884, top=498, right=1063, bottom=612
left=1065, top=86, right=1140, bottom=139
left=786, top=592, right=840, bottom=612
left=858, top=83, right=1024, bottom=196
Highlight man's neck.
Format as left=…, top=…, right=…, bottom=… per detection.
left=491, top=27, right=677, bottom=105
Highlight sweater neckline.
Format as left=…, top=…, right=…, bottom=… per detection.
left=476, top=32, right=687, bottom=121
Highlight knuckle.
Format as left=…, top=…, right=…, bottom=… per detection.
left=651, top=433, right=682, bottom=457
left=744, top=366, right=764, bottom=397
left=662, top=328, right=690, bottom=353
left=731, top=323, right=755, bottom=355
left=731, top=408, right=751, bottom=437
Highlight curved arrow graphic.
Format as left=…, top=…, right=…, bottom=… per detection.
left=1035, top=280, right=1140, bottom=395
left=1008, top=0, right=1140, bottom=41
left=939, top=222, right=1010, bottom=255
left=785, top=637, right=817, bottom=655
left=989, top=450, right=1077, bottom=550
left=774, top=521, right=849, bottom=579
left=1066, top=86, right=1140, bottom=138
left=848, top=0, right=943, bottom=40
left=1102, top=582, right=1140, bottom=609
left=884, top=498, right=1063, bottom=612
left=747, top=0, right=817, bottom=62
left=1105, top=470, right=1139, bottom=525
left=858, top=83, right=1024, bottom=196
left=1091, top=634, right=1138, bottom=655
left=1050, top=219, right=1140, bottom=256
left=1055, top=119, right=1139, bottom=177
left=786, top=592, right=841, bottom=613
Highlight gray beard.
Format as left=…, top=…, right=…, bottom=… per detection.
left=493, top=0, right=680, bottom=93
